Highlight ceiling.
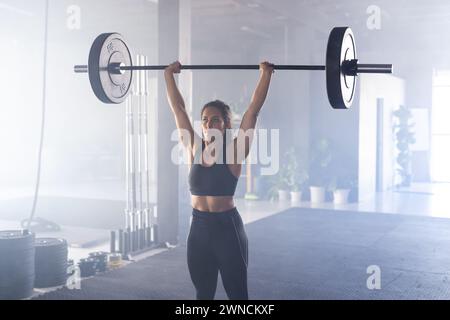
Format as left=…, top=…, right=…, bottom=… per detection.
left=1, top=0, right=449, bottom=67
left=190, top=0, right=450, bottom=55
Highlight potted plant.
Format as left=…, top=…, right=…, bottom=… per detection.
left=393, top=105, right=416, bottom=187
left=284, top=148, right=309, bottom=203
left=290, top=178, right=308, bottom=203
left=309, top=138, right=332, bottom=203
left=328, top=171, right=357, bottom=204
left=267, top=165, right=290, bottom=201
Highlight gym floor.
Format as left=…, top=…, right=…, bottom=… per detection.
left=3, top=182, right=449, bottom=270
left=32, top=190, right=450, bottom=300
left=1, top=183, right=450, bottom=300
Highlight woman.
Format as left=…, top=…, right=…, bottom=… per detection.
left=164, top=61, right=274, bottom=300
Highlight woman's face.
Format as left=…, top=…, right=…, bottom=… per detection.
left=201, top=106, right=227, bottom=141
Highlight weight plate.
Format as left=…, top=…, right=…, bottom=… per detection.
left=89, top=251, right=108, bottom=260
left=35, top=275, right=67, bottom=288
left=0, top=230, right=35, bottom=299
left=79, top=257, right=97, bottom=277
left=326, top=27, right=357, bottom=109
left=0, top=230, right=31, bottom=239
left=88, top=33, right=133, bottom=104
left=108, top=253, right=122, bottom=262
left=0, top=279, right=34, bottom=300
left=0, top=230, right=34, bottom=250
left=35, top=237, right=67, bottom=247
left=34, top=238, right=68, bottom=288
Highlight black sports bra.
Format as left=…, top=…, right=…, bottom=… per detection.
left=188, top=138, right=238, bottom=196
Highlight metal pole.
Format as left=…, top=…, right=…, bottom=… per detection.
left=137, top=55, right=143, bottom=218
left=130, top=81, right=137, bottom=251
left=75, top=63, right=393, bottom=74
left=117, top=64, right=326, bottom=71
left=142, top=55, right=151, bottom=248
left=125, top=94, right=131, bottom=230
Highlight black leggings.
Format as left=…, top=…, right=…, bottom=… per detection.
left=187, top=207, right=248, bottom=300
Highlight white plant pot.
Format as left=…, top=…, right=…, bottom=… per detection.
left=310, top=186, right=325, bottom=203
left=290, top=191, right=302, bottom=203
left=333, top=189, right=350, bottom=204
left=278, top=190, right=290, bottom=201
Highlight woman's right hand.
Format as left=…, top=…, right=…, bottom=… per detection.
left=165, top=61, right=182, bottom=74
left=259, top=61, right=275, bottom=74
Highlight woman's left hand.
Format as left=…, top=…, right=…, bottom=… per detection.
left=259, top=61, right=275, bottom=74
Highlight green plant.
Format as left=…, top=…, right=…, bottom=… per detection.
left=393, top=105, right=416, bottom=187
left=328, top=171, right=357, bottom=192
left=309, top=138, right=332, bottom=187
left=267, top=167, right=290, bottom=200
left=285, top=147, right=309, bottom=192
left=267, top=148, right=309, bottom=200
left=326, top=153, right=357, bottom=192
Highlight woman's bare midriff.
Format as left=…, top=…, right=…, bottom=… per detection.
left=191, top=195, right=235, bottom=212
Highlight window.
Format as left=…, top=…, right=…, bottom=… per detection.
left=431, top=70, right=450, bottom=182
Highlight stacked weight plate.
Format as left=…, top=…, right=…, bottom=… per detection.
left=0, top=230, right=35, bottom=299
left=108, top=253, right=123, bottom=269
left=89, top=251, right=108, bottom=273
left=78, top=258, right=96, bottom=277
left=34, top=238, right=68, bottom=288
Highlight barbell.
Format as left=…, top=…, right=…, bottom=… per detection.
left=74, top=27, right=393, bottom=109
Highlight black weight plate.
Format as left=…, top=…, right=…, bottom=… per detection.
left=34, top=238, right=68, bottom=288
left=326, top=27, right=357, bottom=109
left=79, top=258, right=97, bottom=277
left=0, top=279, right=34, bottom=299
left=0, top=230, right=34, bottom=250
left=34, top=237, right=67, bottom=248
left=0, top=231, right=35, bottom=299
left=89, top=251, right=108, bottom=259
left=35, top=275, right=67, bottom=288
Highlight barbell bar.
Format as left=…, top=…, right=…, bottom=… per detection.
left=110, top=63, right=391, bottom=73
left=75, top=63, right=391, bottom=72
left=74, top=27, right=393, bottom=108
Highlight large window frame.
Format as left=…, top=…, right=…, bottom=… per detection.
left=431, top=69, right=450, bottom=182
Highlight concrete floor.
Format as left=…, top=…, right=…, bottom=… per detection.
left=34, top=207, right=450, bottom=300
left=71, top=182, right=450, bottom=261
left=2, top=182, right=450, bottom=299
left=238, top=182, right=450, bottom=223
